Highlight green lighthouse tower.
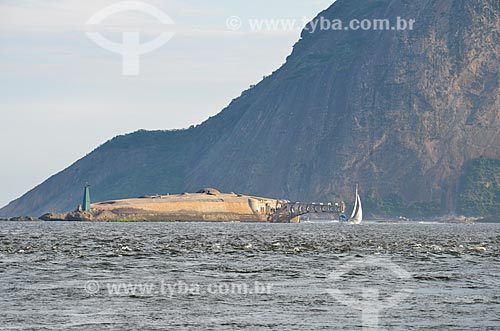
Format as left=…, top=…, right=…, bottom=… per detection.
left=83, top=184, right=91, bottom=212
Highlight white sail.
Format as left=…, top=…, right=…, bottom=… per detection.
left=350, top=186, right=359, bottom=219
left=352, top=193, right=363, bottom=224
left=349, top=185, right=363, bottom=224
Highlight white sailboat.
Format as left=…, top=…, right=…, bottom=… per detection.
left=348, top=185, right=363, bottom=224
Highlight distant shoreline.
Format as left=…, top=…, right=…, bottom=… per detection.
left=2, top=216, right=499, bottom=224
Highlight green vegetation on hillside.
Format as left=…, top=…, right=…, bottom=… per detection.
left=364, top=190, right=440, bottom=218
left=457, top=157, right=500, bottom=216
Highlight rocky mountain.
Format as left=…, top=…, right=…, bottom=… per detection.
left=2, top=0, right=499, bottom=218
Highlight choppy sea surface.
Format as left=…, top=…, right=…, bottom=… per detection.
left=1, top=221, right=499, bottom=330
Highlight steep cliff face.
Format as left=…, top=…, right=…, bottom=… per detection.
left=2, top=0, right=499, bottom=217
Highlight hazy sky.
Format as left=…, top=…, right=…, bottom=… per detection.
left=0, top=0, right=334, bottom=208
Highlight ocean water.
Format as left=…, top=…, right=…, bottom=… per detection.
left=0, top=221, right=499, bottom=330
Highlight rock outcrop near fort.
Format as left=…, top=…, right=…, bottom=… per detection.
left=1, top=0, right=499, bottom=217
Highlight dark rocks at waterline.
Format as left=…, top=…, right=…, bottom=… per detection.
left=1, top=216, right=41, bottom=222
left=40, top=212, right=94, bottom=222
left=39, top=213, right=68, bottom=222
left=2, top=213, right=90, bottom=222
left=476, top=217, right=500, bottom=224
